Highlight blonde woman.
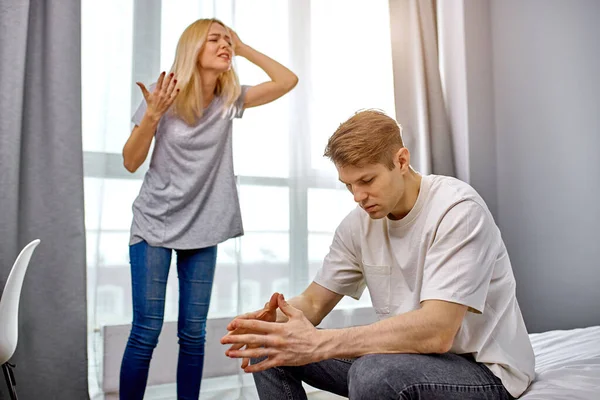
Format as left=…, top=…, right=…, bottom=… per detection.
left=120, top=18, right=297, bottom=400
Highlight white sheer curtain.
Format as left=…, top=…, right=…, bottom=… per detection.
left=82, top=0, right=395, bottom=397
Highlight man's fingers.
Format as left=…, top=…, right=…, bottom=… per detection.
left=257, top=308, right=274, bottom=321
left=226, top=310, right=266, bottom=331
left=222, top=327, right=248, bottom=341
left=277, top=294, right=301, bottom=319
left=223, top=333, right=272, bottom=347
left=228, top=308, right=272, bottom=331
left=227, top=346, right=275, bottom=360
left=229, top=319, right=280, bottom=334
left=227, top=313, right=256, bottom=331
left=243, top=356, right=279, bottom=373
left=241, top=357, right=250, bottom=369
left=268, top=292, right=279, bottom=310
left=227, top=342, right=245, bottom=352
left=240, top=343, right=262, bottom=369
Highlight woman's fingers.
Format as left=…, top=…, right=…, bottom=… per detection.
left=166, top=75, right=179, bottom=102
left=169, top=87, right=180, bottom=102
left=162, top=72, right=174, bottom=94
left=136, top=82, right=150, bottom=101
left=166, top=73, right=177, bottom=94
left=156, top=71, right=166, bottom=91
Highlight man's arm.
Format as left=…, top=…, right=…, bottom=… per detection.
left=223, top=296, right=467, bottom=372
left=224, top=201, right=493, bottom=372
left=281, top=282, right=344, bottom=326
left=320, top=201, right=493, bottom=358
left=319, top=300, right=467, bottom=358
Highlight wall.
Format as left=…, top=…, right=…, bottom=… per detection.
left=441, top=0, right=600, bottom=333
left=490, top=0, right=600, bottom=332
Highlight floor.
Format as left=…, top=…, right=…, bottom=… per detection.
left=93, top=372, right=345, bottom=399
left=99, top=385, right=345, bottom=399
left=89, top=331, right=345, bottom=400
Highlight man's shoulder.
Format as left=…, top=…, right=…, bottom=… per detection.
left=422, top=176, right=499, bottom=241
left=426, top=175, right=487, bottom=210
left=428, top=174, right=477, bottom=196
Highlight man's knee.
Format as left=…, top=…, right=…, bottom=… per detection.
left=347, top=354, right=421, bottom=399
left=250, top=357, right=285, bottom=392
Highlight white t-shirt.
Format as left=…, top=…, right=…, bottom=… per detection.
left=314, top=174, right=535, bottom=398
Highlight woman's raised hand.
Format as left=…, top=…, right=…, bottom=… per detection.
left=136, top=71, right=179, bottom=120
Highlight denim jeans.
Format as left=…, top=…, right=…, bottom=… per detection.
left=252, top=353, right=514, bottom=400
left=119, top=240, right=217, bottom=400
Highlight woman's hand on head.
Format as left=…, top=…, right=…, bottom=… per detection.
left=136, top=71, right=180, bottom=121
left=229, top=29, right=246, bottom=56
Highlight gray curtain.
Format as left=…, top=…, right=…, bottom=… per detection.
left=0, top=1, right=88, bottom=398
left=388, top=0, right=455, bottom=176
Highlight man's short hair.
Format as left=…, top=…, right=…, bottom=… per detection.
left=324, top=109, right=404, bottom=170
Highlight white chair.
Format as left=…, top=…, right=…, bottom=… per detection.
left=0, top=239, right=41, bottom=400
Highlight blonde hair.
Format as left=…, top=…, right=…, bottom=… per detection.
left=169, top=18, right=241, bottom=125
left=324, top=109, right=404, bottom=170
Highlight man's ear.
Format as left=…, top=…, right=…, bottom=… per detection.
left=394, top=147, right=410, bottom=172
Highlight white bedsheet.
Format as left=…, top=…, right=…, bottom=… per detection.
left=520, top=325, right=600, bottom=399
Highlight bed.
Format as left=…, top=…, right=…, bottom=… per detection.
left=521, top=325, right=600, bottom=399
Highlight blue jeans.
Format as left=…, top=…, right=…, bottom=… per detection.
left=120, top=240, right=217, bottom=400
left=252, top=353, right=514, bottom=399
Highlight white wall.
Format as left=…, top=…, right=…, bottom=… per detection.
left=442, top=0, right=600, bottom=333
left=490, top=0, right=600, bottom=332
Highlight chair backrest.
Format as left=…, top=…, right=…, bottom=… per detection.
left=0, top=239, right=41, bottom=364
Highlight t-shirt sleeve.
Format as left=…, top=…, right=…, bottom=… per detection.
left=313, top=213, right=366, bottom=300
left=420, top=200, right=497, bottom=314
left=233, top=85, right=251, bottom=119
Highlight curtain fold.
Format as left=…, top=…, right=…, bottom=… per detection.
left=389, top=0, right=455, bottom=176
left=0, top=1, right=88, bottom=398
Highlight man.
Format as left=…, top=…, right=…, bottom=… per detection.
left=221, top=110, right=535, bottom=399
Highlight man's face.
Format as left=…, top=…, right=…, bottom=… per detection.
left=337, top=162, right=405, bottom=220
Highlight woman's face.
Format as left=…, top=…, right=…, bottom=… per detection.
left=198, top=23, right=233, bottom=72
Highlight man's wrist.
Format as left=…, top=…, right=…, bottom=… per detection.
left=316, top=329, right=339, bottom=361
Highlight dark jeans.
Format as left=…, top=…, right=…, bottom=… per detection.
left=119, top=240, right=217, bottom=400
left=252, top=353, right=514, bottom=399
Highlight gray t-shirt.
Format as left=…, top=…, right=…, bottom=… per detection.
left=129, top=86, right=249, bottom=249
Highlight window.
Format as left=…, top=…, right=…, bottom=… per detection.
left=82, top=0, right=394, bottom=395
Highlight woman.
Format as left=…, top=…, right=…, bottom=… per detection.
left=120, top=18, right=297, bottom=400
